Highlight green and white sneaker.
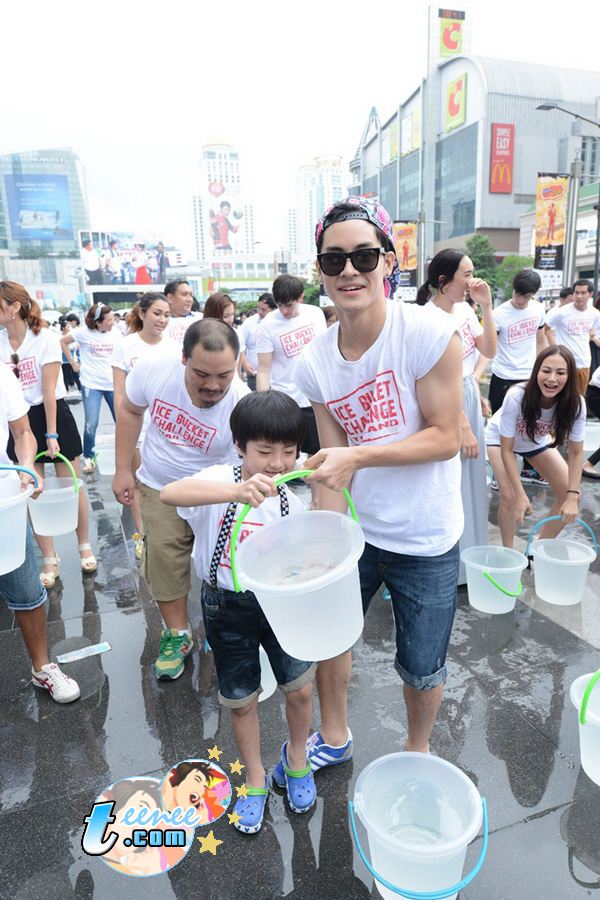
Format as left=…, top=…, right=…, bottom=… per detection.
left=155, top=627, right=193, bottom=680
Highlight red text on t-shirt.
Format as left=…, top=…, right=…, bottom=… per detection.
left=460, top=322, right=476, bottom=359
left=567, top=318, right=592, bottom=337
left=515, top=416, right=555, bottom=439
left=91, top=342, right=114, bottom=357
left=279, top=324, right=317, bottom=359
left=150, top=398, right=216, bottom=451
left=6, top=355, right=38, bottom=389
left=218, top=516, right=263, bottom=570
left=507, top=318, right=538, bottom=344
left=326, top=371, right=406, bottom=444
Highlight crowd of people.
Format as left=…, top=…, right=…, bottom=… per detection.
left=1, top=195, right=599, bottom=835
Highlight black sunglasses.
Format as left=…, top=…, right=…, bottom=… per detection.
left=317, top=247, right=386, bottom=276
left=10, top=352, right=19, bottom=379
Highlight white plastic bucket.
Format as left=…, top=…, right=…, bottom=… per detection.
left=0, top=478, right=34, bottom=575
left=27, top=475, right=82, bottom=536
left=461, top=546, right=526, bottom=614
left=234, top=509, right=365, bottom=661
left=525, top=517, right=597, bottom=606
left=351, top=752, right=487, bottom=900
left=95, top=443, right=116, bottom=475
left=570, top=671, right=600, bottom=787
left=258, top=646, right=277, bottom=703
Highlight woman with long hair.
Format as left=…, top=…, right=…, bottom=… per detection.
left=203, top=291, right=246, bottom=378
left=61, top=302, right=122, bottom=474
left=417, top=249, right=497, bottom=582
left=112, top=292, right=171, bottom=558
left=0, top=282, right=97, bottom=584
left=485, top=345, right=585, bottom=547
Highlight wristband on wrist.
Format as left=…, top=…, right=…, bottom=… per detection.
left=45, top=433, right=59, bottom=439
left=566, top=489, right=580, bottom=495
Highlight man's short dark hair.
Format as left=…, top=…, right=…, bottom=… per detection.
left=164, top=277, right=189, bottom=298
left=230, top=391, right=305, bottom=453
left=183, top=318, right=239, bottom=359
left=82, top=239, right=92, bottom=248
left=65, top=313, right=80, bottom=324
left=559, top=287, right=573, bottom=300
left=573, top=278, right=593, bottom=293
left=220, top=201, right=231, bottom=210
left=272, top=275, right=304, bottom=304
left=258, top=292, right=276, bottom=309
left=513, top=269, right=541, bottom=296
left=109, top=239, right=117, bottom=247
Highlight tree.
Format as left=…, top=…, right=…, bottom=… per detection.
left=463, top=235, right=498, bottom=294
left=302, top=275, right=321, bottom=307
left=495, top=254, right=535, bottom=301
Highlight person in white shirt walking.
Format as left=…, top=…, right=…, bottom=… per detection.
left=239, top=293, right=276, bottom=390
left=545, top=279, right=600, bottom=397
left=81, top=239, right=103, bottom=286
left=164, top=278, right=202, bottom=348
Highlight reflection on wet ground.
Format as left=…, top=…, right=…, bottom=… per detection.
left=1, top=401, right=599, bottom=899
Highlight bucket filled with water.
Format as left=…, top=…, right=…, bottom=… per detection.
left=461, top=545, right=527, bottom=614
left=351, top=752, right=487, bottom=900
left=526, top=517, right=597, bottom=606
left=231, top=470, right=365, bottom=661
left=27, top=453, right=81, bottom=537
left=570, top=670, right=600, bottom=787
left=0, top=466, right=36, bottom=575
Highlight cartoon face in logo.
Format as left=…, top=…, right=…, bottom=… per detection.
left=161, top=760, right=231, bottom=826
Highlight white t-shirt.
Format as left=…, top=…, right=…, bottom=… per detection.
left=422, top=302, right=483, bottom=378
left=256, top=304, right=327, bottom=406
left=0, top=327, right=66, bottom=406
left=296, top=300, right=463, bottom=556
left=239, top=314, right=263, bottom=370
left=111, top=331, right=167, bottom=374
left=164, top=313, right=202, bottom=349
left=81, top=247, right=100, bottom=271
left=0, top=363, right=29, bottom=481
left=485, top=385, right=586, bottom=453
left=70, top=325, right=123, bottom=390
left=491, top=300, right=545, bottom=380
left=545, top=304, right=600, bottom=368
left=125, top=349, right=249, bottom=490
left=178, top=464, right=303, bottom=590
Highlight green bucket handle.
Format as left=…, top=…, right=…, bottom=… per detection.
left=230, top=469, right=358, bottom=593
left=580, top=668, right=600, bottom=726
left=0, top=464, right=39, bottom=487
left=34, top=451, right=79, bottom=493
left=525, top=516, right=597, bottom=559
left=482, top=571, right=523, bottom=597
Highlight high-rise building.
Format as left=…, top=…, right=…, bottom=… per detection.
left=0, top=147, right=89, bottom=254
left=192, top=141, right=255, bottom=260
left=287, top=156, right=346, bottom=262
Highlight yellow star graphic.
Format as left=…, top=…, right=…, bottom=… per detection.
left=197, top=830, right=223, bottom=856
left=228, top=810, right=242, bottom=826
left=229, top=758, right=245, bottom=775
left=236, top=783, right=248, bottom=799
left=207, top=744, right=223, bottom=761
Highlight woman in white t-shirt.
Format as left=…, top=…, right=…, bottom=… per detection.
left=203, top=291, right=246, bottom=379
left=61, top=303, right=122, bottom=473
left=0, top=281, right=97, bottom=586
left=112, top=292, right=171, bottom=557
left=417, top=250, right=497, bottom=584
left=485, top=345, right=585, bottom=548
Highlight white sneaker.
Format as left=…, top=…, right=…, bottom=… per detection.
left=32, top=663, right=80, bottom=703
left=82, top=457, right=96, bottom=474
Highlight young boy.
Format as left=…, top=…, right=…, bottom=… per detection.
left=160, top=390, right=316, bottom=833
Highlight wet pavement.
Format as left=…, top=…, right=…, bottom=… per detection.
left=1, top=396, right=600, bottom=900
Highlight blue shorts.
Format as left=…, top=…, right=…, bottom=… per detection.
left=487, top=444, right=549, bottom=459
left=359, top=542, right=459, bottom=690
left=0, top=525, right=47, bottom=611
left=201, top=582, right=316, bottom=708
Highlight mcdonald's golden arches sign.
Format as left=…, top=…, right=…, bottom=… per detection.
left=489, top=124, right=514, bottom=194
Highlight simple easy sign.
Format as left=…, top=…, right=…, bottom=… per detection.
left=490, top=124, right=515, bottom=194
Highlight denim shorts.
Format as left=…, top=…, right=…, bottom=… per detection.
left=359, top=541, right=459, bottom=690
left=201, top=582, right=316, bottom=708
left=0, top=525, right=47, bottom=611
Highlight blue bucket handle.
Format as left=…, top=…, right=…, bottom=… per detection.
left=230, top=469, right=358, bottom=593
left=485, top=460, right=494, bottom=481
left=525, top=517, right=597, bottom=559
left=348, top=797, right=488, bottom=900
left=0, top=464, right=39, bottom=488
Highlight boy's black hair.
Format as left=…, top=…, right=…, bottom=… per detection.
left=183, top=317, right=239, bottom=358
left=272, top=274, right=304, bottom=304
left=513, top=269, right=541, bottom=296
left=559, top=287, right=573, bottom=299
left=230, top=390, right=306, bottom=453
left=573, top=278, right=593, bottom=292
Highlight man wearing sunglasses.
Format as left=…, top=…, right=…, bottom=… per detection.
left=288, top=197, right=463, bottom=773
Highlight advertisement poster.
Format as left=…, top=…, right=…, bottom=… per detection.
left=489, top=124, right=515, bottom=193
left=439, top=9, right=465, bottom=58
left=401, top=114, right=413, bottom=157
left=4, top=174, right=73, bottom=240
left=390, top=121, right=399, bottom=161
left=78, top=230, right=178, bottom=292
left=393, top=221, right=418, bottom=300
left=533, top=174, right=569, bottom=271
left=446, top=73, right=466, bottom=131
left=206, top=181, right=245, bottom=254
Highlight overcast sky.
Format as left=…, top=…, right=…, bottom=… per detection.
left=2, top=0, right=598, bottom=255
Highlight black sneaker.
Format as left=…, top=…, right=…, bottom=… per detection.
left=520, top=469, right=549, bottom=486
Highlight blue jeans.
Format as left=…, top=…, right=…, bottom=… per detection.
left=81, top=386, right=116, bottom=459
left=359, top=542, right=459, bottom=690
left=201, top=582, right=316, bottom=708
left=0, top=525, right=47, bottom=610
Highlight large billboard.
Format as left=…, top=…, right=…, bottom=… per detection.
left=206, top=181, right=246, bottom=254
left=533, top=174, right=569, bottom=274
left=393, top=221, right=418, bottom=300
left=439, top=8, right=465, bottom=57
left=78, top=230, right=184, bottom=293
left=446, top=73, right=466, bottom=131
left=4, top=174, right=73, bottom=241
left=490, top=124, right=515, bottom=194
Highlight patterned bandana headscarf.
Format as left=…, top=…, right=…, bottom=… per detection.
left=315, top=196, right=400, bottom=298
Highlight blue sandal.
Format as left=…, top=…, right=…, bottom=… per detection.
left=281, top=742, right=316, bottom=814
left=232, top=776, right=268, bottom=834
